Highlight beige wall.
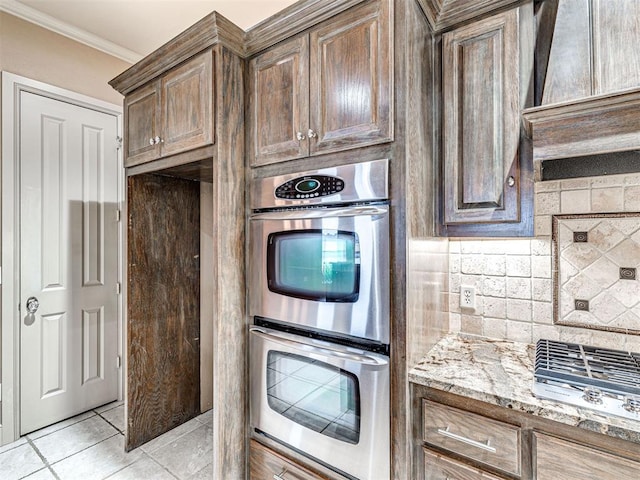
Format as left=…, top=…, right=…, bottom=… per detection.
left=0, top=12, right=131, bottom=105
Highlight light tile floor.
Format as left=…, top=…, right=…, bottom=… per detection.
left=0, top=401, right=213, bottom=480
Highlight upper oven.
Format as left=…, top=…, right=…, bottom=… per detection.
left=249, top=159, right=389, bottom=345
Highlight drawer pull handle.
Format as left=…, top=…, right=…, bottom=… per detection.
left=273, top=467, right=287, bottom=480
left=437, top=426, right=497, bottom=453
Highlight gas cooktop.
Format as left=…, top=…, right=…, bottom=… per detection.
left=533, top=339, right=640, bottom=421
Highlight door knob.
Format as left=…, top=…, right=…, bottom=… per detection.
left=26, top=296, right=39, bottom=314
left=24, top=296, right=39, bottom=326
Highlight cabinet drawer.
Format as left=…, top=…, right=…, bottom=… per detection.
left=422, top=400, right=520, bottom=476
left=250, top=440, right=325, bottom=480
left=534, top=432, right=640, bottom=480
left=424, top=448, right=504, bottom=480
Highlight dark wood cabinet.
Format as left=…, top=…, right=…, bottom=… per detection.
left=249, top=0, right=391, bottom=166
left=250, top=440, right=328, bottom=480
left=424, top=448, right=504, bottom=480
left=533, top=433, right=640, bottom=480
left=124, top=51, right=213, bottom=167
left=250, top=36, right=309, bottom=164
left=413, top=385, right=640, bottom=480
left=439, top=3, right=534, bottom=236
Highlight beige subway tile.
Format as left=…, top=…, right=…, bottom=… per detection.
left=532, top=301, right=554, bottom=325
left=535, top=181, right=560, bottom=192
left=531, top=238, right=552, bottom=256
left=532, top=324, right=560, bottom=342
left=535, top=191, right=560, bottom=215
left=560, top=190, right=590, bottom=214
left=484, top=255, right=506, bottom=276
left=449, top=293, right=460, bottom=314
left=461, top=314, right=483, bottom=336
left=591, top=174, right=626, bottom=187
left=531, top=255, right=551, bottom=278
left=460, top=240, right=483, bottom=254
left=483, top=277, right=506, bottom=297
left=507, top=299, right=533, bottom=321
left=624, top=185, right=640, bottom=211
left=484, top=297, right=506, bottom=318
left=483, top=317, right=507, bottom=340
left=449, top=313, right=461, bottom=333
left=591, top=187, right=624, bottom=212
left=534, top=216, right=553, bottom=237
left=450, top=254, right=461, bottom=274
left=625, top=334, right=640, bottom=353
left=506, top=320, right=533, bottom=343
left=461, top=256, right=485, bottom=275
left=560, top=178, right=590, bottom=190
left=557, top=326, right=593, bottom=345
left=623, top=173, right=640, bottom=186
left=532, top=278, right=553, bottom=302
left=506, top=255, right=531, bottom=277
left=448, top=240, right=461, bottom=254
left=506, top=278, right=532, bottom=300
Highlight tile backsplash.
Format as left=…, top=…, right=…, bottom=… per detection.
left=554, top=214, right=640, bottom=335
left=448, top=172, right=640, bottom=353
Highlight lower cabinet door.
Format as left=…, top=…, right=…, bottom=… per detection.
left=424, top=448, right=504, bottom=480
left=534, top=432, right=640, bottom=480
left=250, top=440, right=325, bottom=480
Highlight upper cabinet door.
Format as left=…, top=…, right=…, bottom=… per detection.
left=124, top=81, right=161, bottom=167
left=309, top=0, right=392, bottom=156
left=442, top=6, right=529, bottom=229
left=161, top=52, right=214, bottom=157
left=250, top=36, right=310, bottom=166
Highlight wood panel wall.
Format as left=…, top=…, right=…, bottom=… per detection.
left=126, top=173, right=201, bottom=451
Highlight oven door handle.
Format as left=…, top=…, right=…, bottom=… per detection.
left=250, top=205, right=388, bottom=220
left=250, top=327, right=388, bottom=366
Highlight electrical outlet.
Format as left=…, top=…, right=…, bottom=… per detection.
left=460, top=286, right=475, bottom=309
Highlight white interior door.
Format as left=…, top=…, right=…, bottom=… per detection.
left=19, top=91, right=120, bottom=435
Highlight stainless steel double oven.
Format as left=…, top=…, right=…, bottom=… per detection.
left=249, top=159, right=390, bottom=480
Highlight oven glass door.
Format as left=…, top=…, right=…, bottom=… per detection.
left=268, top=229, right=360, bottom=302
left=250, top=327, right=389, bottom=480
left=250, top=205, right=389, bottom=344
left=267, top=350, right=360, bottom=444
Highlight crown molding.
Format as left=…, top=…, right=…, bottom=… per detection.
left=0, top=0, right=141, bottom=64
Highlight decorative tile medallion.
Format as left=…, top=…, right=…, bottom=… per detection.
left=552, top=213, right=640, bottom=335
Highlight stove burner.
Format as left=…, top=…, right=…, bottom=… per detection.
left=533, top=339, right=640, bottom=421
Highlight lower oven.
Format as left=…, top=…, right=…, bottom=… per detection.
left=249, top=326, right=390, bottom=480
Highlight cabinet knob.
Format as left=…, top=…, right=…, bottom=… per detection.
left=307, top=129, right=317, bottom=139
left=149, top=137, right=155, bottom=146
left=296, top=131, right=306, bottom=141
left=507, top=176, right=515, bottom=187
left=273, top=467, right=287, bottom=480
left=154, top=136, right=162, bottom=145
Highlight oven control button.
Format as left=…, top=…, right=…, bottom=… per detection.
left=582, top=387, right=603, bottom=404
left=275, top=175, right=344, bottom=199
left=624, top=396, right=640, bottom=414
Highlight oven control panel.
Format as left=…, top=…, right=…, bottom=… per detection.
left=275, top=175, right=344, bottom=199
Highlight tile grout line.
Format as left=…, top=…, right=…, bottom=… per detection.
left=23, top=436, right=61, bottom=480
left=94, top=409, right=124, bottom=435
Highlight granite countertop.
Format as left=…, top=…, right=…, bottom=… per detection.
left=408, top=333, right=640, bottom=444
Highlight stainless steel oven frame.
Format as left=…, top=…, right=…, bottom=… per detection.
left=250, top=326, right=390, bottom=480
left=249, top=204, right=390, bottom=344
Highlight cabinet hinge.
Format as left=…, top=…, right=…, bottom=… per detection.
left=115, top=282, right=121, bottom=295
left=115, top=209, right=121, bottom=222
left=116, top=355, right=122, bottom=369
left=116, top=136, right=123, bottom=150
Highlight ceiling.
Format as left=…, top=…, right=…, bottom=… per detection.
left=1, top=0, right=299, bottom=63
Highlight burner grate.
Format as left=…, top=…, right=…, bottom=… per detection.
left=535, top=339, right=640, bottom=396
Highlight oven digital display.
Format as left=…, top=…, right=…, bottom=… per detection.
left=267, top=230, right=360, bottom=302
left=266, top=351, right=360, bottom=444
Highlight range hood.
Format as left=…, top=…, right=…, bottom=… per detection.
left=522, top=87, right=640, bottom=181
left=522, top=0, right=640, bottom=181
